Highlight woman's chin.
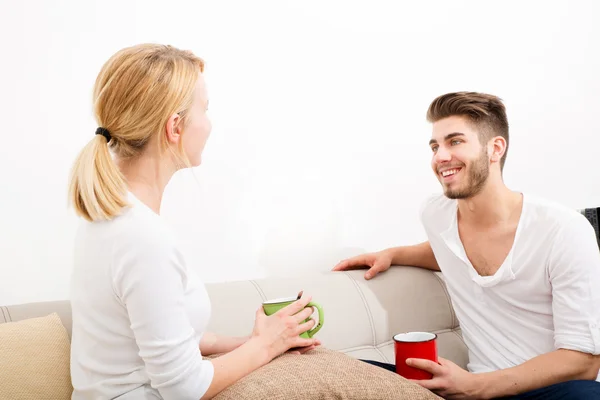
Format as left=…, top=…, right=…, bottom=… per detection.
left=191, top=157, right=202, bottom=168
left=186, top=153, right=203, bottom=168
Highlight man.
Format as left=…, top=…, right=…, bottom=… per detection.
left=333, top=92, right=600, bottom=399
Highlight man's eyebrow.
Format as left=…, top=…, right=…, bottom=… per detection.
left=429, top=132, right=466, bottom=146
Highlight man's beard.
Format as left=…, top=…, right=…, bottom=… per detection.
left=444, top=148, right=489, bottom=200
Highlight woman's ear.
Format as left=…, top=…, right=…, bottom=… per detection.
left=165, top=113, right=182, bottom=144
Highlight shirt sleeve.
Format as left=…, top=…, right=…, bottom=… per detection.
left=548, top=213, right=600, bottom=355
left=111, top=231, right=214, bottom=400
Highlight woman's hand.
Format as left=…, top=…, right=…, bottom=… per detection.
left=286, top=341, right=322, bottom=355
left=251, top=295, right=320, bottom=360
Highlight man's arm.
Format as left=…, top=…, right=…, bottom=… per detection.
left=413, top=212, right=600, bottom=398
left=332, top=241, right=440, bottom=279
left=386, top=241, right=440, bottom=271
left=200, top=332, right=249, bottom=356
left=412, top=349, right=600, bottom=399
left=475, top=349, right=600, bottom=398
left=481, top=213, right=600, bottom=395
left=480, top=213, right=600, bottom=397
left=333, top=240, right=440, bottom=279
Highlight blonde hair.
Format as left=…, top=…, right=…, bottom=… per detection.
left=68, top=43, right=205, bottom=222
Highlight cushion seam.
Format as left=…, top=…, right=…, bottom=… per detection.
left=339, top=327, right=458, bottom=353
left=374, top=346, right=389, bottom=363
left=5, top=306, right=12, bottom=322
left=340, top=344, right=385, bottom=353
left=249, top=280, right=267, bottom=302
left=432, top=272, right=457, bottom=329
left=343, top=272, right=377, bottom=347
left=451, top=328, right=467, bottom=347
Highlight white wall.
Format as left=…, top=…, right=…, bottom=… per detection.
left=1, top=0, right=599, bottom=305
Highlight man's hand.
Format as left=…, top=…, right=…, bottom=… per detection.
left=332, top=242, right=440, bottom=278
left=332, top=250, right=394, bottom=280
left=407, top=357, right=481, bottom=399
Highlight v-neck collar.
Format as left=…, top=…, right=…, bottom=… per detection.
left=440, top=193, right=527, bottom=287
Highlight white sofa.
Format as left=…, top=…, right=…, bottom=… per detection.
left=0, top=266, right=468, bottom=368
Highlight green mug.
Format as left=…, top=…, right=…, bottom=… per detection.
left=262, top=296, right=324, bottom=338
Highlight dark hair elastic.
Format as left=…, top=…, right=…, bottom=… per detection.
left=95, top=127, right=112, bottom=142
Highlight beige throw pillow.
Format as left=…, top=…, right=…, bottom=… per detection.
left=0, top=313, right=73, bottom=399
left=209, top=347, right=441, bottom=399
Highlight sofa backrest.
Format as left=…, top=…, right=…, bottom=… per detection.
left=0, top=268, right=469, bottom=368
left=1, top=300, right=73, bottom=337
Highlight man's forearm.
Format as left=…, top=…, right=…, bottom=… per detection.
left=200, top=332, right=250, bottom=356
left=387, top=241, right=440, bottom=271
left=475, top=349, right=600, bottom=399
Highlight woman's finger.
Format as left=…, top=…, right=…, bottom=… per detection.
left=295, top=318, right=316, bottom=336
left=277, top=295, right=312, bottom=317
left=292, top=337, right=317, bottom=349
left=293, top=306, right=315, bottom=323
left=296, top=345, right=315, bottom=354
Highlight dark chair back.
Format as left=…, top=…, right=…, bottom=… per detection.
left=580, top=207, right=600, bottom=250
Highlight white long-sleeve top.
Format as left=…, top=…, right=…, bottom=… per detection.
left=70, top=192, right=214, bottom=399
left=421, top=193, right=600, bottom=378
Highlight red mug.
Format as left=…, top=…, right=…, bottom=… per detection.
left=393, top=332, right=438, bottom=380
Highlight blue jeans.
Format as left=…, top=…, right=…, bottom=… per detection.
left=361, top=360, right=600, bottom=399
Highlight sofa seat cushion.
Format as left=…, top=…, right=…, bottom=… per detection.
left=0, top=313, right=72, bottom=399
left=208, top=347, right=441, bottom=399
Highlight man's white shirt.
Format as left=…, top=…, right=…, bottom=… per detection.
left=420, top=193, right=600, bottom=379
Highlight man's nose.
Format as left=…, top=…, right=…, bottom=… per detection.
left=434, top=146, right=452, bottom=163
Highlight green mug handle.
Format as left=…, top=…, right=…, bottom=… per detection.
left=306, top=302, right=324, bottom=337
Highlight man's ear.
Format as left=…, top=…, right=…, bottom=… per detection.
left=490, top=136, right=506, bottom=163
left=165, top=113, right=182, bottom=144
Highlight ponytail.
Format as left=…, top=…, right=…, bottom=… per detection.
left=68, top=43, right=206, bottom=222
left=68, top=134, right=128, bottom=222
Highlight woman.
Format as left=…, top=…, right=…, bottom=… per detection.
left=68, top=43, right=319, bottom=400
